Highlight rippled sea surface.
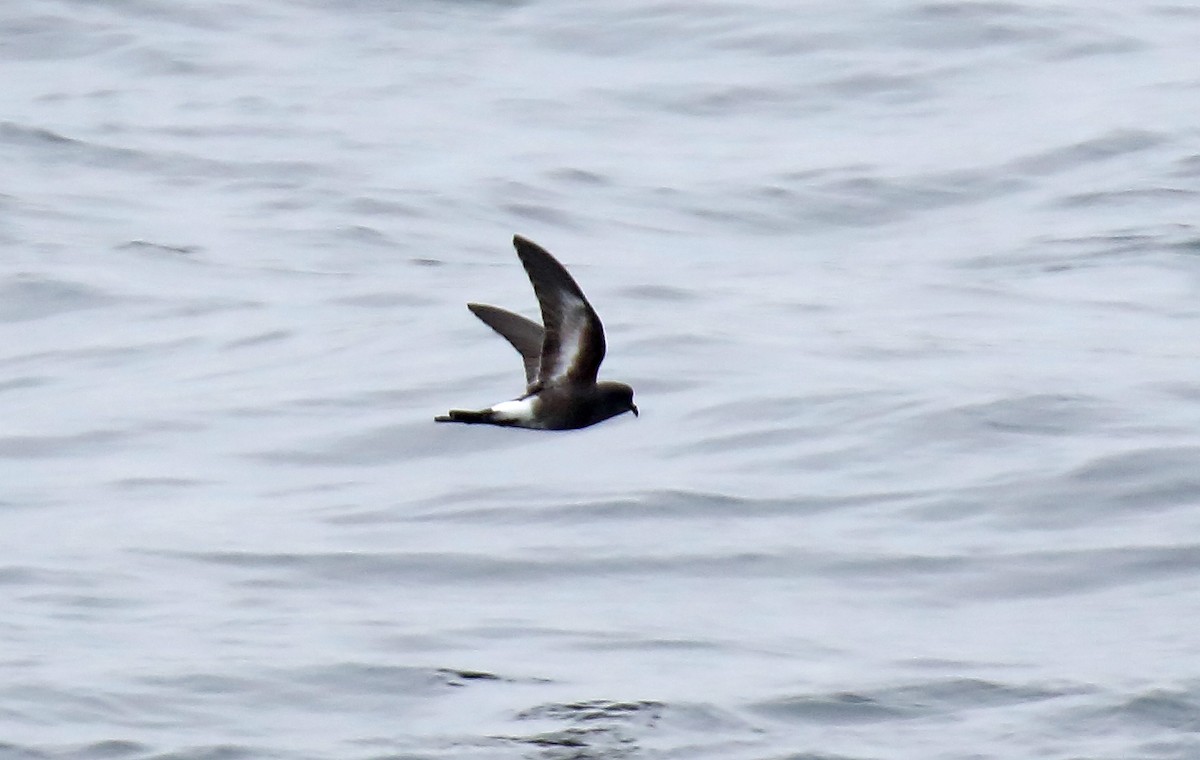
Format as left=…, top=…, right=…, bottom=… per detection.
left=4, top=1, right=1200, bottom=758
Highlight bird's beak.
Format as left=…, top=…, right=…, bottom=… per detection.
left=630, top=404, right=639, bottom=418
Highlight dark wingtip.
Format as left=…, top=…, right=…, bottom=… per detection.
left=513, top=235, right=557, bottom=259
left=512, top=235, right=542, bottom=257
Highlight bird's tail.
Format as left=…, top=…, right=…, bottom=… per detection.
left=434, top=409, right=496, bottom=424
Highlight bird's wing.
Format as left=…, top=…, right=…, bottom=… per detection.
left=512, top=235, right=606, bottom=387
left=467, top=302, right=543, bottom=389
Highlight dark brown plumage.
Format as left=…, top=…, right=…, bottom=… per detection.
left=435, top=236, right=637, bottom=430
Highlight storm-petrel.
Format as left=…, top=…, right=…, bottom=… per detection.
left=435, top=235, right=638, bottom=430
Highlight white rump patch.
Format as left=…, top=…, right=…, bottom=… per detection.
left=489, top=398, right=536, bottom=422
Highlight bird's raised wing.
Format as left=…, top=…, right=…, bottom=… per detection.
left=512, top=236, right=606, bottom=388
left=467, top=302, right=543, bottom=389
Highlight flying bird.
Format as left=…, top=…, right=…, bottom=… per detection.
left=436, top=235, right=637, bottom=430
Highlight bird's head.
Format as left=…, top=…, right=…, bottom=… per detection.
left=595, top=381, right=638, bottom=421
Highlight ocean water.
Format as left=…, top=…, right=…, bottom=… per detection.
left=3, top=0, right=1200, bottom=758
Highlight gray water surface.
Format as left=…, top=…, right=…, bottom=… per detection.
left=3, top=1, right=1200, bottom=758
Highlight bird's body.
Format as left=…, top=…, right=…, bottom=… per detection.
left=436, top=236, right=637, bottom=430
